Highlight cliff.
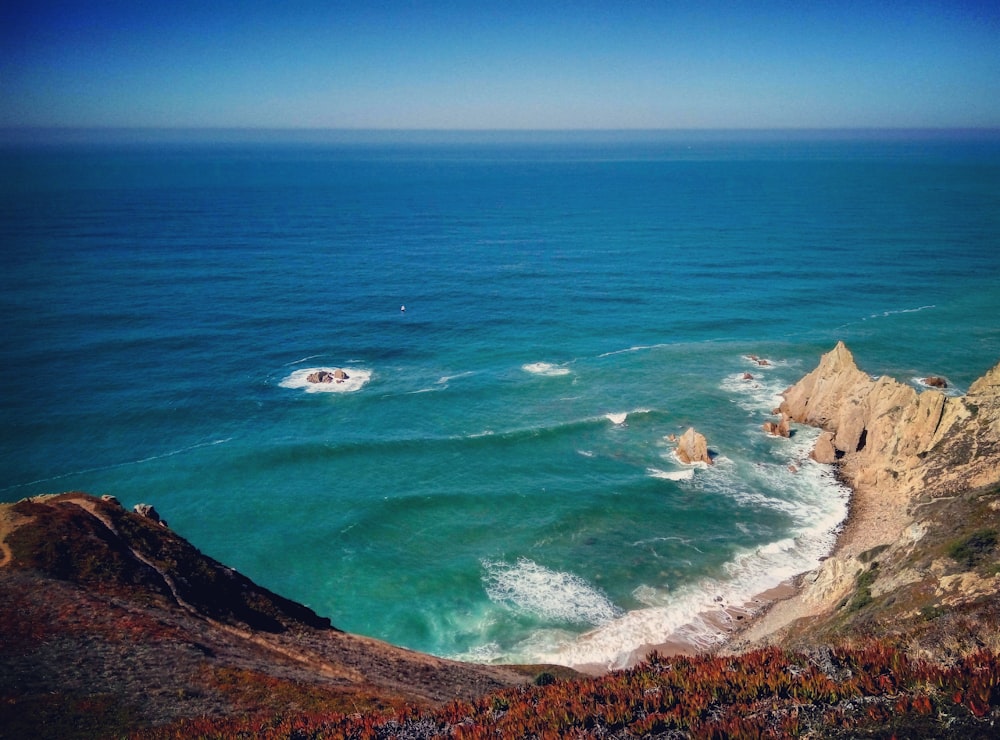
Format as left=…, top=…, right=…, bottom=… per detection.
left=780, top=340, right=1000, bottom=499
left=732, top=342, right=1000, bottom=659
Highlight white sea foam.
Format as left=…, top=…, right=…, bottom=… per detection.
left=868, top=304, right=935, bottom=319
left=438, top=371, right=476, bottom=384
left=597, top=343, right=670, bottom=358
left=482, top=558, right=623, bottom=627
left=532, top=429, right=849, bottom=670
left=646, top=467, right=695, bottom=481
left=720, top=371, right=788, bottom=414
left=911, top=376, right=963, bottom=396
left=522, top=362, right=571, bottom=377
left=279, top=367, right=372, bottom=393
left=283, top=353, right=325, bottom=366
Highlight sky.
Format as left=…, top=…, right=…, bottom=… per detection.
left=2, top=1, right=999, bottom=130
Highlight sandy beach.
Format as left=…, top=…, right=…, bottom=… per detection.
left=714, top=471, right=912, bottom=654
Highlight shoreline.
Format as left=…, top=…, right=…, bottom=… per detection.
left=613, top=462, right=910, bottom=670
left=712, top=467, right=910, bottom=656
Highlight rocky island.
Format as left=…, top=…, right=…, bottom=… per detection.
left=2, top=342, right=998, bottom=738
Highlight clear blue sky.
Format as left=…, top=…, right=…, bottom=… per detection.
left=3, top=0, right=999, bottom=130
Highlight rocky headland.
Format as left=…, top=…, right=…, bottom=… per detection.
left=729, top=341, right=1000, bottom=658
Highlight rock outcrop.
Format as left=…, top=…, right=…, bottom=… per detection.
left=675, top=427, right=713, bottom=465
left=779, top=341, right=1000, bottom=500
left=727, top=344, right=1000, bottom=658
left=133, top=502, right=166, bottom=527
left=762, top=414, right=791, bottom=438
left=307, top=368, right=349, bottom=384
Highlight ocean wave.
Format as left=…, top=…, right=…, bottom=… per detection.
left=867, top=304, right=936, bottom=319
left=646, top=467, right=695, bottom=481
left=597, top=343, right=670, bottom=358
left=719, top=370, right=788, bottom=414
left=282, top=353, right=325, bottom=367
left=522, top=362, right=572, bottom=377
left=535, top=489, right=845, bottom=670
left=279, top=366, right=372, bottom=393
left=2, top=438, right=233, bottom=493
left=437, top=370, right=477, bottom=384
left=482, top=558, right=623, bottom=627
left=531, top=422, right=849, bottom=670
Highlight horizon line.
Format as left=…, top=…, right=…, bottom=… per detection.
left=4, top=126, right=1000, bottom=147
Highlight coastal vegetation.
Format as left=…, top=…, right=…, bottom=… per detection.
left=133, top=646, right=1000, bottom=739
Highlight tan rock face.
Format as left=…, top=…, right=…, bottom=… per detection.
left=676, top=427, right=712, bottom=465
left=780, top=341, right=1000, bottom=500
left=762, top=414, right=791, bottom=438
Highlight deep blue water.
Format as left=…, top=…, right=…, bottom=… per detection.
left=2, top=131, right=999, bottom=669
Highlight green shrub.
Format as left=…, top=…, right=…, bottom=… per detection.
left=846, top=563, right=878, bottom=613
left=946, top=529, right=997, bottom=568
left=533, top=671, right=557, bottom=686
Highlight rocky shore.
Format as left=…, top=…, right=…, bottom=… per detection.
left=723, top=342, right=1000, bottom=654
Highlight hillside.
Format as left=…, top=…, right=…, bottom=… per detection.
left=2, top=343, right=999, bottom=738
left=0, top=493, right=550, bottom=739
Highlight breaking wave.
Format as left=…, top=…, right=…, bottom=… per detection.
left=482, top=558, right=623, bottom=627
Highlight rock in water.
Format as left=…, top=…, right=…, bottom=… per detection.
left=811, top=431, right=838, bottom=464
left=762, top=414, right=791, bottom=438
left=307, top=368, right=350, bottom=384
left=676, top=427, right=713, bottom=465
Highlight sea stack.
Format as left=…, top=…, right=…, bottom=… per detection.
left=676, top=427, right=713, bottom=465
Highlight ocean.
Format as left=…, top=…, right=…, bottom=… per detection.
left=2, top=130, right=999, bottom=670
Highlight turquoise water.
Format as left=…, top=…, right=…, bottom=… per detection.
left=2, top=131, right=999, bottom=669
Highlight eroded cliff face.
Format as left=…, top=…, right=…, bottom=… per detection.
left=780, top=341, right=1000, bottom=501
left=731, top=344, right=1000, bottom=656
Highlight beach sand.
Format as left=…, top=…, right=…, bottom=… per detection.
left=615, top=468, right=912, bottom=668
left=715, top=473, right=911, bottom=654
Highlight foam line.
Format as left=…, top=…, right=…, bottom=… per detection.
left=2, top=438, right=233, bottom=493
left=646, top=467, right=695, bottom=481
left=482, top=558, right=622, bottom=627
